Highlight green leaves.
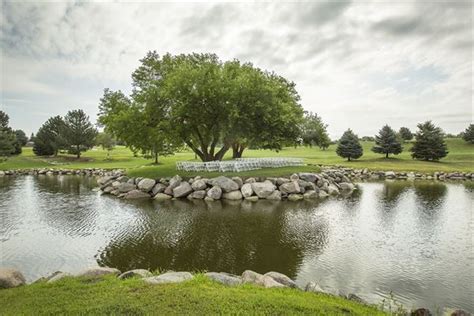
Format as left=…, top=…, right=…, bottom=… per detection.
left=411, top=121, right=448, bottom=161
left=372, top=125, right=403, bottom=158
left=336, top=129, right=363, bottom=161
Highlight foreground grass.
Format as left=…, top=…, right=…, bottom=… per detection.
left=0, top=275, right=386, bottom=315
left=0, top=138, right=472, bottom=177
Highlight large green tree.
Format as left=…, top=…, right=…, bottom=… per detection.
left=63, top=109, right=98, bottom=158
left=301, top=112, right=331, bottom=150
left=336, top=129, right=363, bottom=161
left=33, top=116, right=67, bottom=156
left=95, top=132, right=116, bottom=159
left=411, top=121, right=448, bottom=161
left=0, top=111, right=17, bottom=157
left=462, top=124, right=474, bottom=144
left=372, top=125, right=403, bottom=158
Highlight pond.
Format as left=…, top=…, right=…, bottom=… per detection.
left=0, top=175, right=472, bottom=312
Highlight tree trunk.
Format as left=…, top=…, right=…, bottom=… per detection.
left=231, top=143, right=246, bottom=159
left=347, top=157, right=351, bottom=161
left=76, top=145, right=80, bottom=158
left=154, top=152, right=159, bottom=164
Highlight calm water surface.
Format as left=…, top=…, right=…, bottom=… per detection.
left=0, top=175, right=472, bottom=311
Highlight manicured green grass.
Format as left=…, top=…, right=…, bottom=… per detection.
left=1, top=138, right=472, bottom=177
left=0, top=275, right=386, bottom=315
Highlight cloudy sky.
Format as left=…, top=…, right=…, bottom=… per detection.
left=1, top=0, right=472, bottom=138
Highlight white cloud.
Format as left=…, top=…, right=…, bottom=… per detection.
left=0, top=1, right=472, bottom=137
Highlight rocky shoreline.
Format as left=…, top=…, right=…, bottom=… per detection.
left=97, top=171, right=357, bottom=201
left=0, top=267, right=469, bottom=316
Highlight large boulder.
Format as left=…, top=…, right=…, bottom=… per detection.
left=251, top=181, right=276, bottom=198
left=232, top=177, right=243, bottom=188
left=124, top=190, right=150, bottom=199
left=47, top=272, right=71, bottom=283
left=143, top=272, right=193, bottom=285
left=75, top=267, right=121, bottom=278
left=154, top=193, right=173, bottom=201
left=173, top=182, right=193, bottom=198
left=205, top=272, right=241, bottom=286
left=118, top=269, right=153, bottom=280
left=189, top=190, right=206, bottom=199
left=0, top=268, right=26, bottom=289
left=288, top=194, right=304, bottom=201
left=303, top=190, right=318, bottom=199
left=118, top=183, right=136, bottom=193
left=279, top=181, right=300, bottom=194
left=137, top=178, right=156, bottom=192
left=327, top=184, right=339, bottom=195
left=241, top=270, right=264, bottom=285
left=222, top=190, right=243, bottom=200
left=305, top=281, right=325, bottom=293
left=264, top=271, right=297, bottom=288
left=152, top=183, right=167, bottom=196
left=339, top=182, right=355, bottom=191
left=209, top=176, right=239, bottom=193
left=298, top=173, right=319, bottom=183
left=207, top=186, right=222, bottom=200
left=191, top=179, right=207, bottom=191
left=169, top=175, right=182, bottom=189
left=240, top=183, right=254, bottom=198
left=261, top=275, right=285, bottom=288
left=266, top=190, right=282, bottom=201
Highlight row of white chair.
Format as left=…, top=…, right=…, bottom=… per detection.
left=176, top=158, right=304, bottom=173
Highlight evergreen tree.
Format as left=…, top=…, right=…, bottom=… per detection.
left=33, top=116, right=67, bottom=156
left=372, top=125, right=403, bottom=158
left=0, top=111, right=17, bottom=157
left=462, top=124, right=474, bottom=144
left=63, top=109, right=98, bottom=158
left=411, top=121, right=448, bottom=161
left=336, top=129, right=363, bottom=161
left=398, top=127, right=413, bottom=142
left=15, top=130, right=28, bottom=146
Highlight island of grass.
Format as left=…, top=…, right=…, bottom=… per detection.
left=0, top=138, right=472, bottom=179
left=0, top=274, right=387, bottom=315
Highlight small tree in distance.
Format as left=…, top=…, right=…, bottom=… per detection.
left=411, top=121, right=448, bottom=161
left=336, top=129, right=363, bottom=161
left=372, top=125, right=403, bottom=158
left=95, top=132, right=116, bottom=159
left=462, top=124, right=474, bottom=144
left=399, top=127, right=413, bottom=142
left=63, top=109, right=98, bottom=158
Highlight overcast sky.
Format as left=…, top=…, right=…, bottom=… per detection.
left=1, top=1, right=472, bottom=138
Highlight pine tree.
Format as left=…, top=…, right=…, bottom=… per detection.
left=372, top=125, right=403, bottom=158
left=336, top=129, right=363, bottom=161
left=399, top=127, right=413, bottom=142
left=462, top=124, right=474, bottom=144
left=0, top=111, right=17, bottom=157
left=411, top=121, right=448, bottom=161
left=63, top=109, right=98, bottom=158
left=33, top=116, right=67, bottom=156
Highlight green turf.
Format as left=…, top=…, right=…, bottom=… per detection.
left=0, top=138, right=472, bottom=177
left=0, top=274, right=387, bottom=315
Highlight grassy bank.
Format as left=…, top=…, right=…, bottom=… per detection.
left=0, top=138, right=472, bottom=178
left=0, top=274, right=386, bottom=315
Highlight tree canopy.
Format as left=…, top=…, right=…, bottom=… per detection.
left=63, top=110, right=98, bottom=158
left=99, top=52, right=304, bottom=162
left=0, top=111, right=18, bottom=157
left=411, top=121, right=448, bottom=161
left=398, top=127, right=413, bottom=142
left=33, top=116, right=67, bottom=156
left=336, top=129, right=363, bottom=161
left=300, top=112, right=330, bottom=150
left=372, top=125, right=403, bottom=158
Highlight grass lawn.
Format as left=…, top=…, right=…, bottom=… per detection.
left=0, top=275, right=387, bottom=315
left=0, top=138, right=472, bottom=178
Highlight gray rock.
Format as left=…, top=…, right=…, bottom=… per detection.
left=169, top=175, right=182, bottom=189
left=303, top=190, right=318, bottom=199
left=290, top=173, right=299, bottom=181
left=223, top=190, right=243, bottom=200
left=347, top=293, right=366, bottom=304
left=117, top=176, right=129, bottom=183
left=245, top=196, right=259, bottom=202
left=339, top=182, right=355, bottom=191
left=205, top=272, right=241, bottom=286
left=288, top=194, right=304, bottom=201
left=244, top=177, right=257, bottom=184
left=276, top=177, right=290, bottom=185
left=118, top=269, right=153, bottom=280
left=75, top=267, right=121, bottom=278
left=189, top=190, right=206, bottom=199
left=102, top=186, right=114, bottom=194
left=266, top=190, right=282, bottom=201
left=173, top=182, right=193, bottom=198
left=143, top=272, right=193, bottom=285
left=204, top=196, right=215, bottom=202
left=125, top=190, right=151, bottom=199
left=279, top=181, right=300, bottom=194
left=305, top=281, right=325, bottom=293
left=111, top=181, right=121, bottom=189
left=0, top=268, right=26, bottom=289
left=118, top=182, right=136, bottom=193
left=327, top=184, right=339, bottom=195
left=241, top=183, right=253, bottom=198
left=154, top=193, right=172, bottom=200
left=261, top=275, right=285, bottom=288
left=264, top=271, right=297, bottom=288
left=251, top=181, right=276, bottom=198
left=241, top=270, right=264, bottom=285
left=152, top=183, right=167, bottom=195
left=47, top=272, right=71, bottom=283
left=385, top=171, right=396, bottom=178
left=298, top=173, right=319, bottom=183
left=207, top=186, right=223, bottom=200
left=209, top=176, right=239, bottom=193
left=319, top=190, right=329, bottom=198
left=191, top=179, right=207, bottom=191
left=232, top=177, right=243, bottom=188
left=137, top=178, right=156, bottom=192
